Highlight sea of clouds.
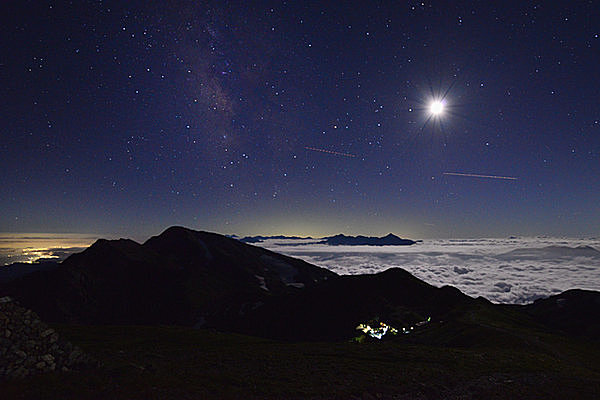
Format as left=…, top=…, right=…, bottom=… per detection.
left=3, top=234, right=599, bottom=305
left=258, top=237, right=600, bottom=304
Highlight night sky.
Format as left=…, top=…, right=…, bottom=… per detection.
left=2, top=0, right=599, bottom=239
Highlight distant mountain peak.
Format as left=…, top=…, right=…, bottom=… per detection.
left=499, top=245, right=600, bottom=260
left=321, top=233, right=416, bottom=246
left=238, top=234, right=315, bottom=243
left=237, top=232, right=417, bottom=246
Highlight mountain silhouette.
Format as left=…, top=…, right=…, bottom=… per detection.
left=0, top=260, right=60, bottom=283
left=1, top=227, right=598, bottom=343
left=0, top=227, right=334, bottom=327
left=230, top=267, right=472, bottom=340
left=320, top=233, right=417, bottom=246
left=522, top=289, right=600, bottom=338
left=239, top=235, right=314, bottom=243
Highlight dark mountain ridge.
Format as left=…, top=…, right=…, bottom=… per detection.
left=0, top=227, right=334, bottom=327
left=239, top=235, right=314, bottom=243
left=522, top=289, right=600, bottom=337
left=1, top=227, right=598, bottom=343
left=230, top=267, right=473, bottom=340
left=320, top=233, right=417, bottom=246
left=238, top=233, right=417, bottom=245
left=0, top=260, right=60, bottom=283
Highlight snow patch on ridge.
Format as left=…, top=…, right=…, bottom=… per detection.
left=254, top=275, right=268, bottom=291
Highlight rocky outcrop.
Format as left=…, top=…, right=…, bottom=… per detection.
left=0, top=297, right=96, bottom=379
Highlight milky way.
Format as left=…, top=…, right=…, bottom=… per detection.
left=2, top=1, right=599, bottom=239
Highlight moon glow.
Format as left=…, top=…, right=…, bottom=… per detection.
left=429, top=100, right=445, bottom=116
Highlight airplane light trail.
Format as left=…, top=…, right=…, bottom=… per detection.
left=304, top=146, right=356, bottom=158
left=443, top=172, right=518, bottom=181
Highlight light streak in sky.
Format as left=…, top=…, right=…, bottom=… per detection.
left=443, top=172, right=518, bottom=181
left=304, top=146, right=356, bottom=158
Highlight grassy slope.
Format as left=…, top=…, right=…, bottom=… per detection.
left=1, top=308, right=599, bottom=400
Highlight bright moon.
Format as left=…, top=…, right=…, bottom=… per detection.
left=429, top=100, right=445, bottom=116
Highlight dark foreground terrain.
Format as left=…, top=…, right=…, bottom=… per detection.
left=1, top=227, right=599, bottom=398
left=1, top=306, right=599, bottom=399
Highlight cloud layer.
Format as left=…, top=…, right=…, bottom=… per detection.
left=2, top=234, right=598, bottom=305
left=260, top=237, right=600, bottom=304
